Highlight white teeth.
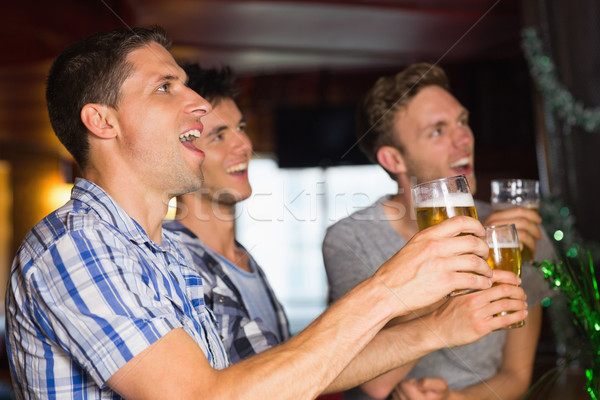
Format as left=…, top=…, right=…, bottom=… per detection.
left=226, top=162, right=248, bottom=174
left=179, top=130, right=201, bottom=142
left=450, top=157, right=469, bottom=168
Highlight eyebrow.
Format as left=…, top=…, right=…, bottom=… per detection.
left=422, top=118, right=446, bottom=132
left=207, top=116, right=246, bottom=137
left=152, top=74, right=184, bottom=87
left=422, top=108, right=469, bottom=131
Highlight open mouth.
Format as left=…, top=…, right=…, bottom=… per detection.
left=179, top=129, right=201, bottom=143
left=449, top=157, right=471, bottom=174
left=226, top=162, right=248, bottom=175
left=179, top=130, right=204, bottom=154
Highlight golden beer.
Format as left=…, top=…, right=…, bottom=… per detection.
left=416, top=205, right=478, bottom=230
left=485, top=225, right=524, bottom=329
left=487, top=245, right=521, bottom=277
left=415, top=193, right=478, bottom=230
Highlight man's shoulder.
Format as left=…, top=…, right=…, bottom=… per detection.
left=325, top=197, right=388, bottom=239
left=162, top=220, right=211, bottom=256
left=19, top=203, right=107, bottom=260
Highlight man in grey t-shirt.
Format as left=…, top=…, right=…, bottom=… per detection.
left=323, top=63, right=556, bottom=400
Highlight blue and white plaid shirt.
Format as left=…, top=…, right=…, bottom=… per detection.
left=5, top=178, right=228, bottom=399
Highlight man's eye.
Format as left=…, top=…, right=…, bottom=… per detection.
left=157, top=83, right=169, bottom=92
left=237, top=123, right=247, bottom=133
left=432, top=128, right=441, bottom=137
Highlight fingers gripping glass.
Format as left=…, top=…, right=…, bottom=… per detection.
left=411, top=175, right=478, bottom=296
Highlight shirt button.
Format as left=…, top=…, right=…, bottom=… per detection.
left=218, top=296, right=225, bottom=303
left=77, top=209, right=85, bottom=215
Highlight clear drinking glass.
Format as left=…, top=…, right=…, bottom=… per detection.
left=485, top=223, right=524, bottom=329
left=412, top=175, right=477, bottom=230
left=411, top=175, right=478, bottom=295
left=490, top=179, right=540, bottom=261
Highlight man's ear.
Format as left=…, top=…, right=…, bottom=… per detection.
left=80, top=104, right=117, bottom=139
left=376, top=145, right=407, bottom=175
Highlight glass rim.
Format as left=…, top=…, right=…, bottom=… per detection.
left=485, top=223, right=517, bottom=230
left=490, top=178, right=539, bottom=186
left=411, top=174, right=468, bottom=191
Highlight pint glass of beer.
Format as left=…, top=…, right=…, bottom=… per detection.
left=490, top=179, right=540, bottom=261
left=485, top=223, right=524, bottom=329
left=412, top=175, right=477, bottom=230
left=411, top=175, right=478, bottom=295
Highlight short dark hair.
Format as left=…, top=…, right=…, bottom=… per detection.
left=46, top=26, right=171, bottom=170
left=183, top=64, right=239, bottom=106
left=356, top=63, right=450, bottom=164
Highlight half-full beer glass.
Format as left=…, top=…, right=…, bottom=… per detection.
left=485, top=223, right=524, bottom=329
left=490, top=179, right=540, bottom=261
left=412, top=175, right=478, bottom=295
left=412, top=175, right=477, bottom=230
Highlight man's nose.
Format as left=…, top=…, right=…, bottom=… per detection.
left=453, top=125, right=473, bottom=147
left=232, top=130, right=252, bottom=155
left=185, top=87, right=212, bottom=116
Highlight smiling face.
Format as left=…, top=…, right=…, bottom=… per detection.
left=394, top=85, right=477, bottom=193
left=113, top=42, right=211, bottom=197
left=193, top=97, right=253, bottom=205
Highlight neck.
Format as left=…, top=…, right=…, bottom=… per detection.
left=384, top=174, right=419, bottom=240
left=84, top=170, right=169, bottom=245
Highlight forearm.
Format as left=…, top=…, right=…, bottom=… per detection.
left=449, top=367, right=532, bottom=400
left=326, top=312, right=448, bottom=394
left=359, top=363, right=416, bottom=400
left=349, top=284, right=532, bottom=399
left=109, top=278, right=396, bottom=399
left=220, top=278, right=398, bottom=399
left=111, top=217, right=498, bottom=399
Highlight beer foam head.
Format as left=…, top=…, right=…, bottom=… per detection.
left=492, top=199, right=539, bottom=208
left=416, top=192, right=475, bottom=208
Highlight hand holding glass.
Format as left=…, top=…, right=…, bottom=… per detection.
left=411, top=175, right=478, bottom=295
left=485, top=223, right=524, bottom=329
left=490, top=179, right=540, bottom=261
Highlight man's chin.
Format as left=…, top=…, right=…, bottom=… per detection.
left=213, top=191, right=246, bottom=206
left=167, top=176, right=205, bottom=198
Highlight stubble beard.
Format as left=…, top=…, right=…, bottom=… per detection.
left=166, top=167, right=205, bottom=199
